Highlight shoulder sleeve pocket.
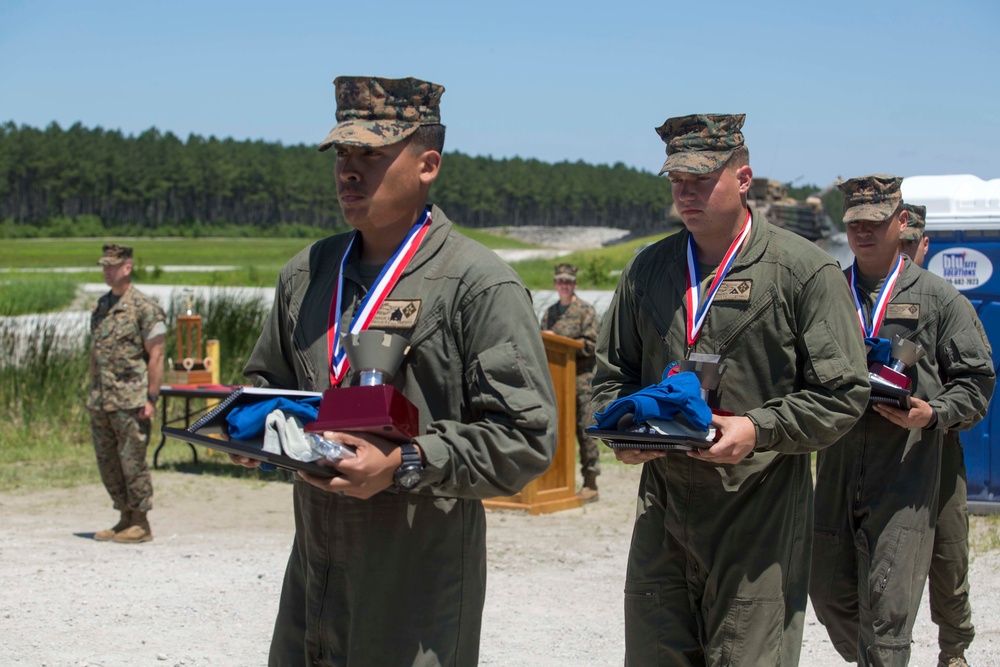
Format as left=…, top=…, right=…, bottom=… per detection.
left=802, top=320, right=854, bottom=388
left=942, top=329, right=993, bottom=373
left=467, top=342, right=547, bottom=431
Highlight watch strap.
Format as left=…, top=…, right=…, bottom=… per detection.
left=399, top=441, right=421, bottom=466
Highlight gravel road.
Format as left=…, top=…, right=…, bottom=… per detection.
left=2, top=461, right=998, bottom=666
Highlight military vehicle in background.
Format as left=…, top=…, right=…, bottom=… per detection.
left=667, top=177, right=838, bottom=242
left=747, top=178, right=839, bottom=243
left=666, top=177, right=852, bottom=266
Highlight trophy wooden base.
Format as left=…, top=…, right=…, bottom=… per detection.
left=306, top=385, right=419, bottom=443
left=165, top=370, right=214, bottom=385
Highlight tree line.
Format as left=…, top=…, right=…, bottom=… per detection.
left=0, top=121, right=677, bottom=236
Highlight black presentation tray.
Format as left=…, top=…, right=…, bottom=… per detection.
left=586, top=427, right=715, bottom=452
left=161, top=387, right=337, bottom=478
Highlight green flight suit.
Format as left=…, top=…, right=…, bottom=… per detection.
left=931, top=300, right=989, bottom=664
left=810, top=259, right=995, bottom=667
left=244, top=206, right=558, bottom=667
left=543, top=295, right=601, bottom=477
left=931, top=430, right=974, bottom=664
left=593, top=207, right=870, bottom=667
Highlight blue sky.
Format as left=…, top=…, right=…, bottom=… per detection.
left=2, top=0, right=998, bottom=188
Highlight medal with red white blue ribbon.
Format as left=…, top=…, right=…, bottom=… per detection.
left=326, top=209, right=432, bottom=386
left=848, top=253, right=904, bottom=338
left=685, top=210, right=752, bottom=353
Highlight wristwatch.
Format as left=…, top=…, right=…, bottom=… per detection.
left=147, top=393, right=159, bottom=405
left=394, top=442, right=423, bottom=491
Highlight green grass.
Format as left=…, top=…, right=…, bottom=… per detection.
left=0, top=237, right=317, bottom=269
left=0, top=227, right=540, bottom=289
left=512, top=231, right=673, bottom=290
left=455, top=225, right=537, bottom=249
left=0, top=226, right=532, bottom=269
left=0, top=275, right=79, bottom=315
left=0, top=229, right=673, bottom=292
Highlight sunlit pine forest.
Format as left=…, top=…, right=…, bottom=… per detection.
left=0, top=121, right=676, bottom=237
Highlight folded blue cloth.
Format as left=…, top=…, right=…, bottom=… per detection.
left=865, top=337, right=891, bottom=366
left=227, top=396, right=322, bottom=441
left=593, top=370, right=712, bottom=431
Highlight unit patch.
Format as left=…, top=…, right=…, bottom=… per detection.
left=716, top=279, right=753, bottom=302
left=371, top=300, right=421, bottom=328
left=886, top=303, right=920, bottom=320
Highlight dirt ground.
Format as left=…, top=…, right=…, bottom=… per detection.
left=2, top=460, right=999, bottom=667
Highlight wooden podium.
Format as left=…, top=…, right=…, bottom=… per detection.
left=483, top=332, right=584, bottom=515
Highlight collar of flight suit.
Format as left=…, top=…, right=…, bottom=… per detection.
left=663, top=205, right=770, bottom=302
left=340, top=204, right=452, bottom=287
left=844, top=250, right=923, bottom=304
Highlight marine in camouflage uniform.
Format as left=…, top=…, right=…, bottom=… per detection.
left=593, top=114, right=870, bottom=666
left=810, top=176, right=995, bottom=667
left=238, top=76, right=557, bottom=667
left=542, top=262, right=601, bottom=499
left=901, top=203, right=986, bottom=667
left=88, top=244, right=166, bottom=544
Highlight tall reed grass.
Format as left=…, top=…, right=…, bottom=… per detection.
left=0, top=276, right=79, bottom=315
left=164, top=289, right=270, bottom=384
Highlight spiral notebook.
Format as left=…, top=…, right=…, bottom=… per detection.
left=161, top=387, right=337, bottom=478
left=868, top=373, right=912, bottom=410
left=587, top=427, right=716, bottom=452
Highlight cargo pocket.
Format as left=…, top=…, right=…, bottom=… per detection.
left=871, top=525, right=918, bottom=632
left=467, top=342, right=546, bottom=431
left=809, top=528, right=841, bottom=603
left=718, top=597, right=784, bottom=666
left=623, top=585, right=661, bottom=664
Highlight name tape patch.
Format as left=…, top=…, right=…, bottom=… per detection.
left=716, top=279, right=753, bottom=302
left=371, top=300, right=421, bottom=328
left=886, top=303, right=920, bottom=320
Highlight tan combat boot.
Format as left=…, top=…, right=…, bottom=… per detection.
left=94, top=510, right=131, bottom=542
left=579, top=472, right=599, bottom=504
left=112, top=510, right=153, bottom=544
left=940, top=655, right=969, bottom=667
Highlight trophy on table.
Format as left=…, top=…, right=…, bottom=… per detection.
left=305, top=330, right=419, bottom=442
left=868, top=335, right=925, bottom=410
left=166, top=289, right=214, bottom=385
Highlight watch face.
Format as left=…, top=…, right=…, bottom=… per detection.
left=397, top=468, right=421, bottom=490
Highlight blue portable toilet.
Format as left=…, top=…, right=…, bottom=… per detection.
left=902, top=175, right=1000, bottom=512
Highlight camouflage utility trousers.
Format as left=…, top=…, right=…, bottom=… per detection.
left=576, top=371, right=600, bottom=477
left=89, top=408, right=153, bottom=512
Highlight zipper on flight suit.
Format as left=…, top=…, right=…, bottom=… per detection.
left=715, top=286, right=777, bottom=353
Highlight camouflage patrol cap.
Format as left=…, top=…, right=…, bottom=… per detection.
left=97, top=243, right=133, bottom=266
left=900, top=203, right=927, bottom=242
left=838, top=175, right=903, bottom=223
left=554, top=263, right=578, bottom=281
left=655, top=114, right=746, bottom=175
left=318, top=76, right=444, bottom=151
